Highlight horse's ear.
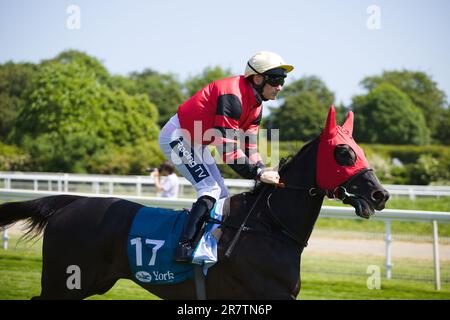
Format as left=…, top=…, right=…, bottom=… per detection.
left=323, top=104, right=337, bottom=139
left=342, top=111, right=354, bottom=135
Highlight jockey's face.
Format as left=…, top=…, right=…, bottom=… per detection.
left=253, top=74, right=283, bottom=100
left=262, top=81, right=282, bottom=100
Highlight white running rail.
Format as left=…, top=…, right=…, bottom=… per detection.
left=1, top=188, right=449, bottom=290
left=1, top=171, right=449, bottom=199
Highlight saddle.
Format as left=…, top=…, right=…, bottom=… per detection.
left=127, top=199, right=227, bottom=286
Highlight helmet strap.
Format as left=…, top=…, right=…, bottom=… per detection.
left=252, top=80, right=268, bottom=101
left=246, top=62, right=269, bottom=101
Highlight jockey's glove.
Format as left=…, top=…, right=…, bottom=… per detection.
left=258, top=168, right=280, bottom=185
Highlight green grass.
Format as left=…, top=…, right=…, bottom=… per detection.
left=88, top=280, right=160, bottom=300
left=0, top=236, right=160, bottom=300
left=1, top=236, right=449, bottom=300
left=299, top=274, right=450, bottom=300
left=300, top=252, right=450, bottom=300
left=320, top=197, right=450, bottom=237
left=324, top=196, right=450, bottom=212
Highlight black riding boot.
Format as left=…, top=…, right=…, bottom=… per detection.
left=173, top=195, right=216, bottom=263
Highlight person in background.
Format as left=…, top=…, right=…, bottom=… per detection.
left=150, top=161, right=179, bottom=198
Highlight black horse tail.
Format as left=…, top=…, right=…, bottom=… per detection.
left=0, top=195, right=83, bottom=239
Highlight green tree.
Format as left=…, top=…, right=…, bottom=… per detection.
left=185, top=66, right=232, bottom=97
left=268, top=76, right=334, bottom=141
left=11, top=61, right=160, bottom=173
left=280, top=75, right=335, bottom=106
left=0, top=142, right=31, bottom=171
left=405, top=154, right=449, bottom=185
left=435, top=108, right=450, bottom=144
left=270, top=92, right=327, bottom=141
left=360, top=70, right=448, bottom=142
left=42, top=49, right=110, bottom=83
left=128, top=69, right=186, bottom=127
left=0, top=62, right=38, bottom=139
left=351, top=83, right=430, bottom=145
left=85, top=140, right=165, bottom=174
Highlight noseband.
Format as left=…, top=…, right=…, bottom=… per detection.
left=331, top=168, right=373, bottom=201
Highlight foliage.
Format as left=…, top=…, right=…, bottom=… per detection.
left=270, top=92, right=327, bottom=141
left=0, top=62, right=38, bottom=139
left=184, top=66, right=232, bottom=97
left=269, top=76, right=334, bottom=141
left=85, top=140, right=165, bottom=175
left=0, top=142, right=31, bottom=171
left=280, top=75, right=335, bottom=106
left=2, top=51, right=449, bottom=181
left=42, top=49, right=111, bottom=83
left=128, top=69, right=186, bottom=127
left=352, top=84, right=430, bottom=145
left=405, top=154, right=450, bottom=185
left=360, top=70, right=448, bottom=143
left=10, top=61, right=161, bottom=173
left=434, top=107, right=450, bottom=144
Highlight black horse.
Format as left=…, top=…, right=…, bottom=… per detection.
left=0, top=106, right=389, bottom=299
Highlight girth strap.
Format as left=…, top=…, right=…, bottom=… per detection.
left=194, top=265, right=206, bottom=300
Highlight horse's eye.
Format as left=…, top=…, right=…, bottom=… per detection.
left=334, top=144, right=357, bottom=166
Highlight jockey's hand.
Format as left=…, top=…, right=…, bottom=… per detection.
left=259, top=168, right=280, bottom=185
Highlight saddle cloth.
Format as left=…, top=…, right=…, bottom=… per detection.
left=127, top=199, right=224, bottom=285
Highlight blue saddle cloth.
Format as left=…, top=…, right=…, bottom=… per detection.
left=127, top=207, right=194, bottom=285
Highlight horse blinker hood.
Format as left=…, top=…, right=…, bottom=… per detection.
left=316, top=105, right=369, bottom=191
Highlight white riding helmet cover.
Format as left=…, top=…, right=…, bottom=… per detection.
left=244, top=51, right=294, bottom=77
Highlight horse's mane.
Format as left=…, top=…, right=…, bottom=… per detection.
left=251, top=137, right=319, bottom=195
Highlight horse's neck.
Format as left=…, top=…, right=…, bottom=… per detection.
left=271, top=139, right=324, bottom=247
left=221, top=139, right=324, bottom=250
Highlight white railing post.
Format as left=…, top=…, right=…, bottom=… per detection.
left=385, top=219, right=392, bottom=279
left=408, top=188, right=416, bottom=201
left=92, top=182, right=100, bottom=194
left=2, top=228, right=8, bottom=250
left=64, top=174, right=69, bottom=192
left=33, top=179, right=38, bottom=191
left=137, top=176, right=142, bottom=197
left=179, top=184, right=184, bottom=197
left=5, top=178, right=11, bottom=190
left=432, top=220, right=441, bottom=290
left=108, top=182, right=114, bottom=195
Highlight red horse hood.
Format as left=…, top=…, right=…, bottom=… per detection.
left=316, top=105, right=369, bottom=191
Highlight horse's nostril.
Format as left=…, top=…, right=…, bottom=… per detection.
left=371, top=190, right=386, bottom=202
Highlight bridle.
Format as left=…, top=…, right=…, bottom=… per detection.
left=224, top=149, right=374, bottom=257
left=264, top=167, right=373, bottom=249
left=276, top=167, right=374, bottom=201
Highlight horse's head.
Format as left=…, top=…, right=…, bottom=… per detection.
left=316, top=105, right=389, bottom=218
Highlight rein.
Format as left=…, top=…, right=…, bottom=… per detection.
left=223, top=143, right=373, bottom=257
left=223, top=151, right=319, bottom=257
left=265, top=192, right=308, bottom=248
left=224, top=184, right=271, bottom=258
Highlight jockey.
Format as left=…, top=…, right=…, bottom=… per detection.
left=158, top=51, right=294, bottom=263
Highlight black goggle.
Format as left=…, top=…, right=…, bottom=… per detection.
left=264, top=76, right=285, bottom=87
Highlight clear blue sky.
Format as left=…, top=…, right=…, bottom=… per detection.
left=1, top=0, right=449, bottom=109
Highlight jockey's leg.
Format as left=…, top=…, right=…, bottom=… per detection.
left=201, top=145, right=230, bottom=199
left=174, top=194, right=216, bottom=262
left=173, top=146, right=231, bottom=262
left=158, top=117, right=225, bottom=262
